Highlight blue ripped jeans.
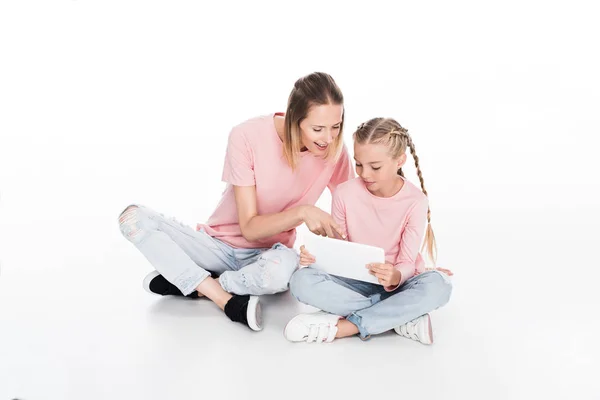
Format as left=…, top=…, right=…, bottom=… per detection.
left=118, top=205, right=299, bottom=296
left=289, top=267, right=452, bottom=339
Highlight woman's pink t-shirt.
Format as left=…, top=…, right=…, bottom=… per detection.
left=331, top=177, right=429, bottom=289
left=197, top=113, right=355, bottom=249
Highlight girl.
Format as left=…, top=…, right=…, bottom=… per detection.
left=285, top=117, right=453, bottom=344
left=118, top=72, right=355, bottom=332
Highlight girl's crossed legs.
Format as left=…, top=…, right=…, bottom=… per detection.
left=287, top=267, right=452, bottom=343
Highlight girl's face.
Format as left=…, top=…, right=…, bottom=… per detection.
left=299, top=104, right=343, bottom=156
left=354, top=141, right=407, bottom=196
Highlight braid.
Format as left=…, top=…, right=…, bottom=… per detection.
left=390, top=127, right=408, bottom=178
left=404, top=134, right=430, bottom=221
left=404, top=132, right=437, bottom=265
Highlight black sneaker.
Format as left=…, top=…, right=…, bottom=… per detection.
left=142, top=271, right=201, bottom=299
left=224, top=294, right=262, bottom=331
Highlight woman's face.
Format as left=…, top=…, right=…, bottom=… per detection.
left=298, top=103, right=344, bottom=155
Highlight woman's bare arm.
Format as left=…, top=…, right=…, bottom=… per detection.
left=234, top=186, right=344, bottom=242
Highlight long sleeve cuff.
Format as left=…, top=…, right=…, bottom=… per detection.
left=384, top=262, right=416, bottom=292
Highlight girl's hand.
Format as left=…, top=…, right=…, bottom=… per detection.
left=367, top=263, right=401, bottom=287
left=299, top=205, right=346, bottom=239
left=299, top=245, right=316, bottom=267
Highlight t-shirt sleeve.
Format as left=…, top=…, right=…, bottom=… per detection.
left=327, top=144, right=355, bottom=193
left=221, top=126, right=256, bottom=186
left=331, top=188, right=348, bottom=239
left=389, top=197, right=429, bottom=288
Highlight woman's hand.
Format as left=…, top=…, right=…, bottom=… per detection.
left=367, top=263, right=401, bottom=287
left=299, top=245, right=316, bottom=267
left=299, top=205, right=346, bottom=239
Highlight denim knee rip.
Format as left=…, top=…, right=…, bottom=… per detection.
left=252, top=254, right=280, bottom=290
left=118, top=205, right=149, bottom=244
left=238, top=249, right=297, bottom=294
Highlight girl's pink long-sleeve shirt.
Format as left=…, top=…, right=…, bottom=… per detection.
left=331, top=177, right=428, bottom=290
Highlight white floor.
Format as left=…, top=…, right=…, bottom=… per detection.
left=2, top=1, right=600, bottom=399
left=1, top=202, right=599, bottom=399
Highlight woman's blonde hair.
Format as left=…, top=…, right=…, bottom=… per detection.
left=283, top=72, right=345, bottom=170
left=354, top=118, right=438, bottom=266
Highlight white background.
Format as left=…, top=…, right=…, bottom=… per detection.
left=1, top=1, right=599, bottom=399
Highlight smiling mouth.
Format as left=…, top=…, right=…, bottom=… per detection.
left=314, top=142, right=328, bottom=150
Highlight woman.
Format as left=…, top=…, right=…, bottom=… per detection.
left=118, top=72, right=355, bottom=331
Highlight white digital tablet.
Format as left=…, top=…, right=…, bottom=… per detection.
left=303, top=233, right=386, bottom=285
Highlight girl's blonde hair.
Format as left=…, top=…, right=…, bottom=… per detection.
left=353, top=118, right=438, bottom=266
left=283, top=72, right=345, bottom=170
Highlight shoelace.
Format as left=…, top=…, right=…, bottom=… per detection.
left=397, top=320, right=420, bottom=341
left=307, top=323, right=337, bottom=343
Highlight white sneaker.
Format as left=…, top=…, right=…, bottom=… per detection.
left=394, top=314, right=434, bottom=345
left=284, top=311, right=342, bottom=343
left=246, top=296, right=262, bottom=332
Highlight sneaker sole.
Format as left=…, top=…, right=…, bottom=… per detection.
left=423, top=314, right=434, bottom=345
left=246, top=296, right=262, bottom=332
left=142, top=271, right=161, bottom=295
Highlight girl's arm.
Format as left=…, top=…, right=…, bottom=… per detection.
left=389, top=198, right=429, bottom=288
left=330, top=188, right=348, bottom=240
